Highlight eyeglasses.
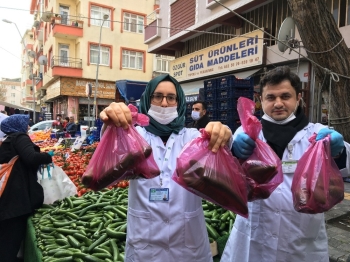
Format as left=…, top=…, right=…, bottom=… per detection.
left=150, top=93, right=177, bottom=105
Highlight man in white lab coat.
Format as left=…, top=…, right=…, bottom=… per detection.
left=100, top=74, right=233, bottom=262
left=221, top=66, right=345, bottom=262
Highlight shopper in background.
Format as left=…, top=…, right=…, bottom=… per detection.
left=28, top=118, right=35, bottom=127
left=100, top=74, right=232, bottom=262
left=0, top=110, right=7, bottom=115
left=66, top=116, right=77, bottom=137
left=186, top=100, right=210, bottom=130
left=0, top=114, right=52, bottom=262
left=221, top=66, right=345, bottom=262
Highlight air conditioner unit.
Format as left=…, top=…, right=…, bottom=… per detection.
left=40, top=89, right=46, bottom=97
left=156, top=54, right=161, bottom=58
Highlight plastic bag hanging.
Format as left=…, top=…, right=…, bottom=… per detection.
left=237, top=97, right=283, bottom=201
left=82, top=104, right=160, bottom=191
left=172, top=129, right=249, bottom=217
left=291, top=134, right=344, bottom=214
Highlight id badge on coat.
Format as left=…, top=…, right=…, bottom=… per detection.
left=149, top=188, right=169, bottom=202
left=282, top=160, right=298, bottom=173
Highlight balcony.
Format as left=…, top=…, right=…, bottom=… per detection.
left=144, top=8, right=161, bottom=44
left=51, top=56, right=83, bottom=78
left=22, top=96, right=34, bottom=103
left=26, top=79, right=33, bottom=85
left=52, top=17, right=83, bottom=39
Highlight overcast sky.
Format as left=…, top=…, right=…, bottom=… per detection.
left=0, top=1, right=33, bottom=79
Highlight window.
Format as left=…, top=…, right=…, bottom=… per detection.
left=123, top=12, right=144, bottom=33
left=11, top=86, right=15, bottom=89
left=156, top=55, right=173, bottom=72
left=90, top=44, right=110, bottom=66
left=91, top=5, right=110, bottom=27
left=11, top=93, right=15, bottom=97
left=11, top=100, right=15, bottom=104
left=122, top=50, right=143, bottom=70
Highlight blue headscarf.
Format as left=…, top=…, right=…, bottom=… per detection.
left=0, top=114, right=29, bottom=134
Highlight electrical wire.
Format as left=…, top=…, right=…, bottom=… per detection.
left=2, top=4, right=350, bottom=81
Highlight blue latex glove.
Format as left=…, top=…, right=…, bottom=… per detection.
left=48, top=150, right=55, bottom=156
left=232, top=132, right=256, bottom=159
left=316, top=128, right=344, bottom=157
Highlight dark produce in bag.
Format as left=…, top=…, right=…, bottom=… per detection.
left=237, top=97, right=283, bottom=201
left=172, top=129, right=248, bottom=217
left=291, top=134, right=344, bottom=214
left=82, top=104, right=160, bottom=191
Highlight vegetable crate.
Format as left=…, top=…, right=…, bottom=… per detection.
left=204, top=79, right=218, bottom=91
left=217, top=75, right=254, bottom=88
left=217, top=86, right=254, bottom=100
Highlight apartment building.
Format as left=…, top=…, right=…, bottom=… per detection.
left=29, top=0, right=158, bottom=121
left=0, top=77, right=34, bottom=114
left=144, top=0, right=350, bottom=123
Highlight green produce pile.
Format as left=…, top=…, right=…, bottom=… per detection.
left=31, top=188, right=128, bottom=262
left=203, top=200, right=236, bottom=261
left=30, top=188, right=235, bottom=261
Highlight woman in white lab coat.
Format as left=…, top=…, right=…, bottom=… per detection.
left=100, top=74, right=232, bottom=262
left=221, top=66, right=345, bottom=262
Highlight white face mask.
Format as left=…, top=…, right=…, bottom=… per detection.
left=262, top=102, right=299, bottom=125
left=57, top=117, right=60, bottom=121
left=191, top=111, right=201, bottom=121
left=148, top=104, right=178, bottom=125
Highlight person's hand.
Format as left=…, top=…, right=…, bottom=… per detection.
left=205, top=122, right=232, bottom=153
left=316, top=128, right=344, bottom=157
left=232, top=132, right=256, bottom=159
left=99, top=102, right=132, bottom=129
left=48, top=150, right=54, bottom=156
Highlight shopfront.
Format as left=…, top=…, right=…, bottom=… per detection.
left=46, top=77, right=115, bottom=121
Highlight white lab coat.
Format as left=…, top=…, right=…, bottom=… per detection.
left=221, top=122, right=330, bottom=262
left=125, top=127, right=213, bottom=262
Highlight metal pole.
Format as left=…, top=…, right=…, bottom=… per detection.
left=93, top=15, right=108, bottom=127
left=3, top=19, right=36, bottom=121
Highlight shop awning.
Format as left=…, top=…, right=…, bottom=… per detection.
left=0, top=100, right=34, bottom=111
left=233, top=68, right=261, bottom=79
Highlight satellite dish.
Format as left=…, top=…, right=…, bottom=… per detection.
left=28, top=50, right=36, bottom=58
left=277, top=17, right=299, bottom=53
left=41, top=11, right=53, bottom=22
left=86, top=83, right=92, bottom=97
left=38, top=55, right=47, bottom=65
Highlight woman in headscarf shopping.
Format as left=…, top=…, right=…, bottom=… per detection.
left=0, top=114, right=52, bottom=262
left=100, top=74, right=233, bottom=262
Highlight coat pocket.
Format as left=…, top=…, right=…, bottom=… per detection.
left=127, top=207, right=151, bottom=249
left=299, top=213, right=323, bottom=240
left=184, top=207, right=207, bottom=249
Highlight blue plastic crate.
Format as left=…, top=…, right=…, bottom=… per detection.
left=204, top=79, right=218, bottom=91
left=233, top=76, right=254, bottom=88
left=204, top=90, right=217, bottom=101
left=186, top=102, right=192, bottom=110
left=217, top=99, right=237, bottom=110
left=218, top=75, right=254, bottom=88
left=217, top=86, right=254, bottom=100
left=206, top=110, right=217, bottom=121
left=206, top=101, right=217, bottom=111
left=217, top=109, right=239, bottom=122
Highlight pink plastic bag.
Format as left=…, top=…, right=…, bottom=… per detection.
left=237, top=97, right=283, bottom=201
left=291, top=134, right=344, bottom=214
left=82, top=105, right=160, bottom=191
left=172, top=129, right=248, bottom=217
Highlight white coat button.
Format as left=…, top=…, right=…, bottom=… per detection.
left=272, top=234, right=277, bottom=238
left=275, top=211, right=280, bottom=215
left=165, top=220, right=169, bottom=223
